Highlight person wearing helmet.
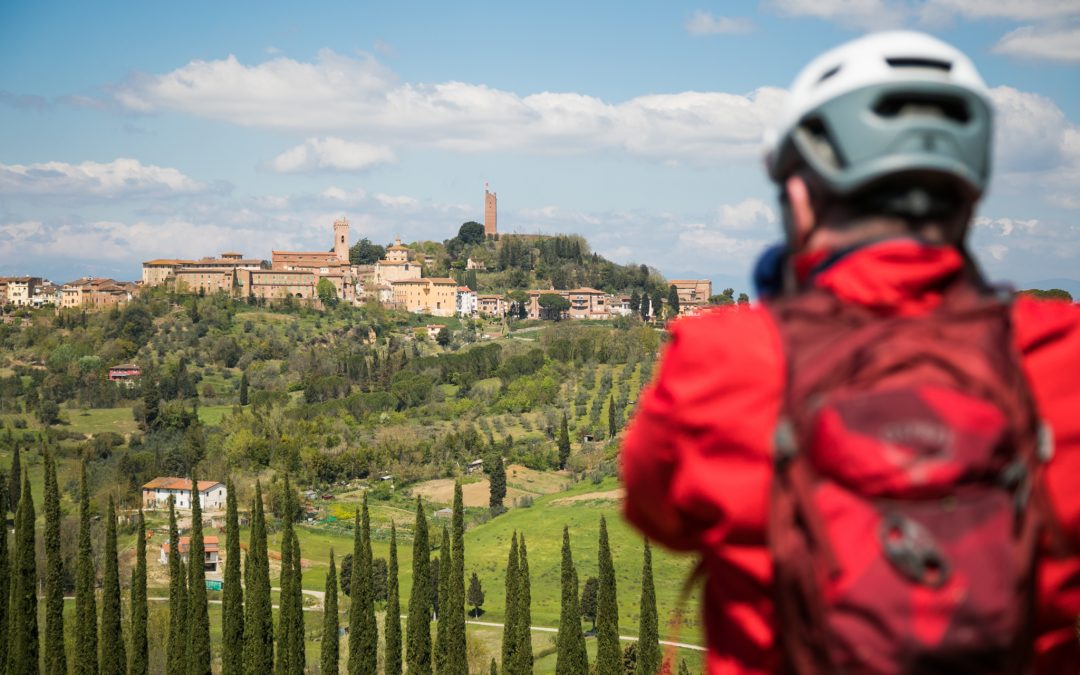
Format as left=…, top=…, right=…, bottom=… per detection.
left=622, top=32, right=1080, bottom=674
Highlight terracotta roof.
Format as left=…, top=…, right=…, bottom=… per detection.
left=425, top=277, right=458, bottom=285
left=110, top=363, right=140, bottom=370
left=162, top=536, right=220, bottom=554
left=142, top=477, right=223, bottom=492
left=568, top=287, right=605, bottom=295
left=251, top=270, right=313, bottom=276
left=669, top=279, right=710, bottom=284
left=143, top=259, right=190, bottom=266
left=377, top=260, right=409, bottom=266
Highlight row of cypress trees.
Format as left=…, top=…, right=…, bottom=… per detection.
left=0, top=449, right=151, bottom=675
left=555, top=517, right=660, bottom=675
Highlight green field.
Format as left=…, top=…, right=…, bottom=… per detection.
left=62, top=406, right=138, bottom=436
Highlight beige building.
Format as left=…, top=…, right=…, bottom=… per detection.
left=567, top=287, right=609, bottom=320
left=392, top=277, right=457, bottom=316
left=5, top=277, right=42, bottom=307
left=374, top=239, right=422, bottom=286
left=241, top=269, right=316, bottom=301
left=60, top=278, right=133, bottom=309
left=670, top=279, right=713, bottom=312
left=173, top=268, right=237, bottom=295
left=142, top=254, right=264, bottom=287
left=477, top=294, right=505, bottom=317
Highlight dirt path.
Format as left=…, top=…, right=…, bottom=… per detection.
left=549, top=488, right=624, bottom=506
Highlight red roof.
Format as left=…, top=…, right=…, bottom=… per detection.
left=162, top=536, right=219, bottom=554
left=142, top=477, right=223, bottom=492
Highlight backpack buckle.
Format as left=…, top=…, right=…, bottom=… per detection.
left=1037, top=423, right=1054, bottom=463
left=880, top=513, right=951, bottom=588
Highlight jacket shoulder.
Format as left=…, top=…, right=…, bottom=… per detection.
left=1012, top=296, right=1080, bottom=353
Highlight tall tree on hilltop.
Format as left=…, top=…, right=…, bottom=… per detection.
left=651, top=290, right=664, bottom=322
left=275, top=476, right=297, bottom=675
left=596, top=516, right=621, bottom=674
left=489, top=453, right=506, bottom=513
left=500, top=533, right=520, bottom=675
left=558, top=414, right=571, bottom=470
left=130, top=507, right=149, bottom=675
left=187, top=476, right=212, bottom=675
left=8, top=442, right=20, bottom=512
left=75, top=463, right=98, bottom=675
left=353, top=495, right=376, bottom=674
left=639, top=293, right=650, bottom=322
left=321, top=551, right=339, bottom=675
left=244, top=482, right=274, bottom=674
left=384, top=523, right=402, bottom=675
left=446, top=489, right=471, bottom=673
left=629, top=290, right=641, bottom=313
left=166, top=497, right=185, bottom=675
left=512, top=535, right=533, bottom=675
left=9, top=471, right=38, bottom=675
left=555, top=527, right=587, bottom=675
left=0, top=473, right=9, bottom=674
left=43, top=447, right=66, bottom=675
left=435, top=525, right=451, bottom=673
left=667, top=284, right=681, bottom=318
left=635, top=540, right=659, bottom=675
left=100, top=497, right=126, bottom=675
left=239, top=371, right=249, bottom=406
left=222, top=479, right=244, bottom=675
left=406, top=497, right=432, bottom=675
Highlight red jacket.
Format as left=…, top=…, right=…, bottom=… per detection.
left=621, top=240, right=1080, bottom=674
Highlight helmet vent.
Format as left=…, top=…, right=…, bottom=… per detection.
left=885, top=57, right=952, bottom=72
left=817, top=65, right=841, bottom=84
left=873, top=93, right=970, bottom=124
left=796, top=116, right=846, bottom=170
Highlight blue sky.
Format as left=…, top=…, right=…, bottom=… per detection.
left=2, top=0, right=1078, bottom=291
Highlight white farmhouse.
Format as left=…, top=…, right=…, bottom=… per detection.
left=142, top=477, right=227, bottom=510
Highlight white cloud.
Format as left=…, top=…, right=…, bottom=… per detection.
left=993, top=25, right=1080, bottom=62
left=986, top=243, right=1009, bottom=261
left=920, top=0, right=1080, bottom=22
left=373, top=193, right=419, bottom=209
left=111, top=51, right=785, bottom=165
left=766, top=0, right=908, bottom=29
left=716, top=197, right=777, bottom=230
left=685, top=11, right=753, bottom=35
left=320, top=186, right=368, bottom=204
left=268, top=137, right=396, bottom=172
left=975, top=216, right=1038, bottom=236
left=0, top=158, right=208, bottom=198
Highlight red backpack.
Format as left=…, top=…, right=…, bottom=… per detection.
left=766, top=280, right=1059, bottom=675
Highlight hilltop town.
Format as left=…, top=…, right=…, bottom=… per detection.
left=1, top=188, right=723, bottom=321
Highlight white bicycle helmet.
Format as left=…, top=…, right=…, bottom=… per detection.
left=764, top=31, right=993, bottom=209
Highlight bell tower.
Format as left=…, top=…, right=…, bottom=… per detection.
left=333, top=217, right=349, bottom=262
left=484, top=184, right=497, bottom=237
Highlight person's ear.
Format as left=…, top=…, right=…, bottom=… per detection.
left=785, top=175, right=816, bottom=249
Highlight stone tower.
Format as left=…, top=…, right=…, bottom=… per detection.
left=333, top=217, right=349, bottom=262
left=484, top=186, right=497, bottom=237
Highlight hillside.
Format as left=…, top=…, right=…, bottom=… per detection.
left=0, top=253, right=709, bottom=672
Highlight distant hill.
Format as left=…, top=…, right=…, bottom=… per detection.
left=1019, top=278, right=1080, bottom=299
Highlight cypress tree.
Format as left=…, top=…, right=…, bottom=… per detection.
left=511, top=535, right=532, bottom=675
left=384, top=523, right=402, bottom=675
left=607, top=395, right=618, bottom=439
left=435, top=525, right=451, bottom=673
left=321, top=550, right=339, bottom=675
left=130, top=507, right=149, bottom=675
left=177, top=562, right=190, bottom=675
left=288, top=532, right=305, bottom=674
left=0, top=473, right=9, bottom=675
left=100, top=497, right=126, bottom=675
left=555, top=527, right=587, bottom=675
left=446, top=483, right=467, bottom=675
left=43, top=447, right=66, bottom=675
left=488, top=453, right=506, bottom=513
left=499, top=533, right=519, bottom=675
left=635, top=540, right=659, bottom=675
left=275, top=477, right=296, bottom=675
left=490, top=658, right=497, bottom=675
left=595, top=516, right=620, bottom=674
left=8, top=443, right=20, bottom=512
left=222, top=480, right=244, bottom=675
left=558, top=414, right=571, bottom=469
left=166, top=497, right=184, bottom=675
left=406, top=497, right=432, bottom=675
left=348, top=495, right=376, bottom=675
left=244, top=482, right=274, bottom=674
left=75, top=463, right=98, bottom=675
left=9, top=471, right=38, bottom=674
left=239, top=371, right=249, bottom=406
left=187, top=476, right=212, bottom=675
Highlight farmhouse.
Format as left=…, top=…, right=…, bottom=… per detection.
left=159, top=535, right=220, bottom=572
left=142, top=477, right=227, bottom=511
